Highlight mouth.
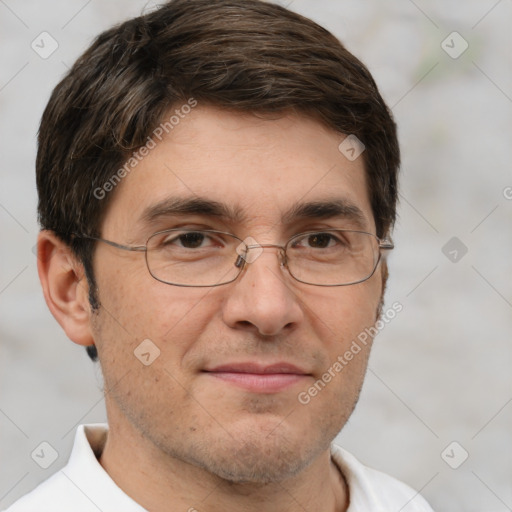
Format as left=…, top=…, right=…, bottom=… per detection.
left=202, top=362, right=312, bottom=393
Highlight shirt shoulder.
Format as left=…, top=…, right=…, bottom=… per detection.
left=2, top=469, right=99, bottom=512
left=2, top=424, right=146, bottom=512
left=331, top=444, right=435, bottom=512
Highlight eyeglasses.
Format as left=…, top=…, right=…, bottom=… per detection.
left=77, top=228, right=393, bottom=287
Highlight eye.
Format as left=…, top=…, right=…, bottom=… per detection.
left=159, top=230, right=222, bottom=250
left=174, top=232, right=208, bottom=249
left=304, top=233, right=337, bottom=249
left=292, top=232, right=344, bottom=249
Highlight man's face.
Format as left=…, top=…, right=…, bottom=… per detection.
left=91, top=106, right=383, bottom=483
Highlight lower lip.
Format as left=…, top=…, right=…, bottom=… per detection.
left=205, top=372, right=308, bottom=393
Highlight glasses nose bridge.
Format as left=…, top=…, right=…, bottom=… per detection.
left=239, top=242, right=287, bottom=267
left=249, top=242, right=284, bottom=250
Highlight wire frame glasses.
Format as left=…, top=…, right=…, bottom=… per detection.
left=79, top=228, right=393, bottom=287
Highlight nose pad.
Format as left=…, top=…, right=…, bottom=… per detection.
left=235, top=254, right=245, bottom=268
left=236, top=237, right=263, bottom=266
left=275, top=247, right=288, bottom=270
left=235, top=240, right=288, bottom=275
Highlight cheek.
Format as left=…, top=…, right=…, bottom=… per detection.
left=93, top=259, right=219, bottom=364
left=293, top=279, right=381, bottom=434
left=307, top=273, right=382, bottom=350
left=92, top=282, right=220, bottom=418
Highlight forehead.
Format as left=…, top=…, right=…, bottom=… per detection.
left=101, top=106, right=373, bottom=237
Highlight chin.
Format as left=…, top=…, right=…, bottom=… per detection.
left=173, top=416, right=334, bottom=485
left=197, top=438, right=315, bottom=484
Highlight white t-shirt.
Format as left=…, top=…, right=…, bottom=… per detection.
left=3, top=424, right=434, bottom=511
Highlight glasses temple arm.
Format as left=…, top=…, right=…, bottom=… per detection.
left=379, top=239, right=394, bottom=250
left=75, top=235, right=146, bottom=252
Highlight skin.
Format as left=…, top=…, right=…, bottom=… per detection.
left=38, top=106, right=385, bottom=512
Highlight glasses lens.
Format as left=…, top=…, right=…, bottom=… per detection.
left=286, top=230, right=379, bottom=286
left=146, top=229, right=242, bottom=286
left=144, top=228, right=381, bottom=287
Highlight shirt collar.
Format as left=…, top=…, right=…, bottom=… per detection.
left=66, top=424, right=421, bottom=512
left=63, top=423, right=146, bottom=511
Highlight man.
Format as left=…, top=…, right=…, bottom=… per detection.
left=5, top=0, right=434, bottom=510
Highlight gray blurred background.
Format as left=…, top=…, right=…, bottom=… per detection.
left=1, top=1, right=511, bottom=510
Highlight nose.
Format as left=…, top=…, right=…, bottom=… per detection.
left=221, top=246, right=304, bottom=337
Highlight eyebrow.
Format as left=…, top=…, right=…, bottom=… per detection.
left=282, top=199, right=368, bottom=229
left=139, top=196, right=368, bottom=230
left=140, top=197, right=246, bottom=224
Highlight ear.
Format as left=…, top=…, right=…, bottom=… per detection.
left=37, top=230, right=95, bottom=347
left=380, top=259, right=389, bottom=296
left=375, top=259, right=389, bottom=321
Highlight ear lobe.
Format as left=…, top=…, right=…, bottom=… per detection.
left=37, top=231, right=95, bottom=347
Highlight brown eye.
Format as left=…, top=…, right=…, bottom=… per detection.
left=306, top=233, right=334, bottom=248
left=176, top=232, right=206, bottom=248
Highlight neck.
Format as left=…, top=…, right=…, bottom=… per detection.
left=98, top=419, right=348, bottom=512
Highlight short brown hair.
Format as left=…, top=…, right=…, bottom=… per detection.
left=37, top=0, right=400, bottom=360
